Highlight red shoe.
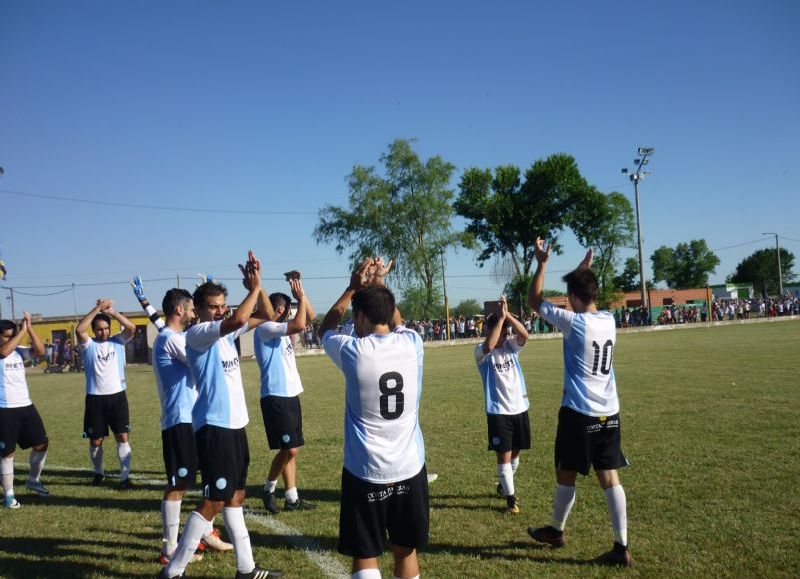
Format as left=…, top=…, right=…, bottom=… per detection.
left=200, top=528, right=233, bottom=552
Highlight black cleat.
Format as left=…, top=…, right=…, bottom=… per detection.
left=262, top=489, right=280, bottom=514
left=505, top=495, right=520, bottom=514
left=92, top=474, right=105, bottom=486
left=596, top=541, right=634, bottom=567
left=234, top=564, right=283, bottom=578
left=284, top=498, right=317, bottom=512
left=527, top=525, right=566, bottom=548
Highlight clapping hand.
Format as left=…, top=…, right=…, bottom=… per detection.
left=534, top=237, right=552, bottom=264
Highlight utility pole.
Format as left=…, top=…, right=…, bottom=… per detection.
left=762, top=232, right=783, bottom=297
left=441, top=252, right=451, bottom=340
left=621, top=147, right=654, bottom=321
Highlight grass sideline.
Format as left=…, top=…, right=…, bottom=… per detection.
left=0, top=321, right=798, bottom=578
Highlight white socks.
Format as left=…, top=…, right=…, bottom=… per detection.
left=28, top=450, right=47, bottom=482
left=161, top=500, right=182, bottom=555
left=1, top=456, right=14, bottom=496
left=165, top=511, right=212, bottom=577
left=604, top=485, right=628, bottom=546
left=352, top=569, right=382, bottom=579
left=89, top=445, right=104, bottom=475
left=497, top=462, right=514, bottom=497
left=285, top=487, right=299, bottom=503
left=511, top=456, right=520, bottom=474
left=223, top=506, right=255, bottom=573
left=551, top=484, right=576, bottom=531
left=116, top=442, right=132, bottom=481
left=264, top=479, right=278, bottom=493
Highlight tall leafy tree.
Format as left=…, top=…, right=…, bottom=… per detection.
left=451, top=299, right=482, bottom=318
left=454, top=154, right=592, bottom=278
left=314, top=139, right=467, bottom=306
left=570, top=188, right=635, bottom=292
left=650, top=239, right=720, bottom=289
left=613, top=257, right=644, bottom=292
left=727, top=248, right=796, bottom=296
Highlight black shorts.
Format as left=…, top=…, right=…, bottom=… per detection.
left=0, top=405, right=48, bottom=457
left=487, top=411, right=531, bottom=452
left=162, top=423, right=199, bottom=489
left=195, top=425, right=249, bottom=502
left=555, top=407, right=628, bottom=476
left=83, top=392, right=130, bottom=440
left=338, top=465, right=430, bottom=559
left=260, top=395, right=304, bottom=450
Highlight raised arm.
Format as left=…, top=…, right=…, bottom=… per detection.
left=0, top=320, right=25, bottom=358
left=24, top=312, right=45, bottom=357
left=527, top=237, right=552, bottom=315
left=131, top=275, right=165, bottom=332
left=368, top=258, right=402, bottom=327
left=105, top=303, right=136, bottom=341
left=76, top=299, right=111, bottom=343
left=285, top=279, right=308, bottom=335
left=482, top=297, right=508, bottom=354
left=318, top=258, right=370, bottom=339
left=220, top=250, right=264, bottom=336
left=503, top=301, right=529, bottom=347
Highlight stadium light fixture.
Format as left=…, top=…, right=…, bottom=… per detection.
left=622, top=146, right=655, bottom=320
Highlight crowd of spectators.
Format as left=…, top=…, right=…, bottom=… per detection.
left=616, top=295, right=800, bottom=327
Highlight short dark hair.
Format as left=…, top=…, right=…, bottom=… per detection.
left=162, top=288, right=193, bottom=317
left=91, top=313, right=111, bottom=331
left=269, top=293, right=292, bottom=322
left=352, top=286, right=396, bottom=326
left=562, top=267, right=599, bottom=305
left=0, top=319, right=17, bottom=336
left=193, top=281, right=228, bottom=310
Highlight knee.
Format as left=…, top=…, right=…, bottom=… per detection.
left=286, top=447, right=300, bottom=459
left=33, top=442, right=48, bottom=452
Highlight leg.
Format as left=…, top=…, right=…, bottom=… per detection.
left=89, top=437, right=105, bottom=483
left=1, top=451, right=15, bottom=502
left=597, top=469, right=628, bottom=547
left=496, top=450, right=514, bottom=497
left=161, top=487, right=187, bottom=557
left=390, top=544, right=419, bottom=579
left=114, top=431, right=132, bottom=485
left=164, top=498, right=221, bottom=578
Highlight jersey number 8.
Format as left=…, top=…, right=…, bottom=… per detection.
left=379, top=371, right=404, bottom=420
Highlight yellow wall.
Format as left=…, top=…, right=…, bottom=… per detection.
left=25, top=312, right=151, bottom=344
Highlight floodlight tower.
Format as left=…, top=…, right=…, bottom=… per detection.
left=621, top=147, right=654, bottom=318
left=761, top=232, right=783, bottom=297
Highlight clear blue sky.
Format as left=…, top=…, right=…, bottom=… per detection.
left=1, top=0, right=798, bottom=318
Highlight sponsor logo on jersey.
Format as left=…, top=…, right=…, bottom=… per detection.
left=221, top=358, right=240, bottom=372
left=97, top=350, right=116, bottom=363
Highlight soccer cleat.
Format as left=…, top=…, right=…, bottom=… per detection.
left=596, top=541, right=634, bottom=567
left=234, top=564, right=284, bottom=578
left=527, top=525, right=566, bottom=548
left=119, top=478, right=134, bottom=490
left=262, top=489, right=280, bottom=514
left=159, top=549, right=204, bottom=565
left=505, top=495, right=520, bottom=514
left=25, top=479, right=50, bottom=497
left=284, top=498, right=317, bottom=512
left=3, top=494, right=20, bottom=509
left=201, top=528, right=233, bottom=551
left=92, top=473, right=105, bottom=486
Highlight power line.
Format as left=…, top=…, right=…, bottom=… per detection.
left=0, top=188, right=317, bottom=216
left=711, top=238, right=771, bottom=251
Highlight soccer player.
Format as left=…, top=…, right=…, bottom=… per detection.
left=255, top=277, right=317, bottom=513
left=130, top=278, right=233, bottom=563
left=475, top=295, right=530, bottom=515
left=76, top=298, right=136, bottom=489
left=160, top=251, right=282, bottom=579
left=319, top=257, right=429, bottom=579
left=526, top=240, right=633, bottom=567
left=0, top=313, right=49, bottom=508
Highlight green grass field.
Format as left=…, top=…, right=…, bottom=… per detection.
left=1, top=320, right=798, bottom=578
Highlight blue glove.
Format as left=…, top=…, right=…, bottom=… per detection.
left=131, top=275, right=146, bottom=301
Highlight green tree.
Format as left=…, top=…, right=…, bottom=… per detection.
left=727, top=248, right=796, bottom=297
left=451, top=298, right=482, bottom=318
left=651, top=239, right=720, bottom=289
left=613, top=257, right=644, bottom=292
left=503, top=273, right=533, bottom=317
left=454, top=154, right=592, bottom=278
left=398, top=284, right=443, bottom=320
left=314, top=139, right=468, bottom=306
left=570, top=188, right=635, bottom=292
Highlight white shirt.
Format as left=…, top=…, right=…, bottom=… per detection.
left=254, top=322, right=304, bottom=398
left=539, top=301, right=620, bottom=417
left=0, top=347, right=32, bottom=408
left=323, top=325, right=425, bottom=483
left=475, top=339, right=529, bottom=415
left=80, top=334, right=131, bottom=395
left=186, top=321, right=251, bottom=430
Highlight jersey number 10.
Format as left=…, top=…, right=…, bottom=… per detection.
left=379, top=371, right=405, bottom=420
left=591, top=340, right=614, bottom=376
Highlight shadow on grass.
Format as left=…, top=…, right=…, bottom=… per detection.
left=244, top=484, right=340, bottom=505
left=425, top=540, right=597, bottom=566
left=26, top=493, right=163, bottom=512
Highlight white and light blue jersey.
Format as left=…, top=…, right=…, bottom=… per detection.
left=186, top=321, right=250, bottom=430
left=0, top=347, right=32, bottom=408
left=254, top=322, right=304, bottom=398
left=153, top=328, right=197, bottom=430
left=80, top=334, right=130, bottom=395
left=539, top=301, right=620, bottom=416
left=475, top=339, right=529, bottom=415
left=323, top=325, right=425, bottom=484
